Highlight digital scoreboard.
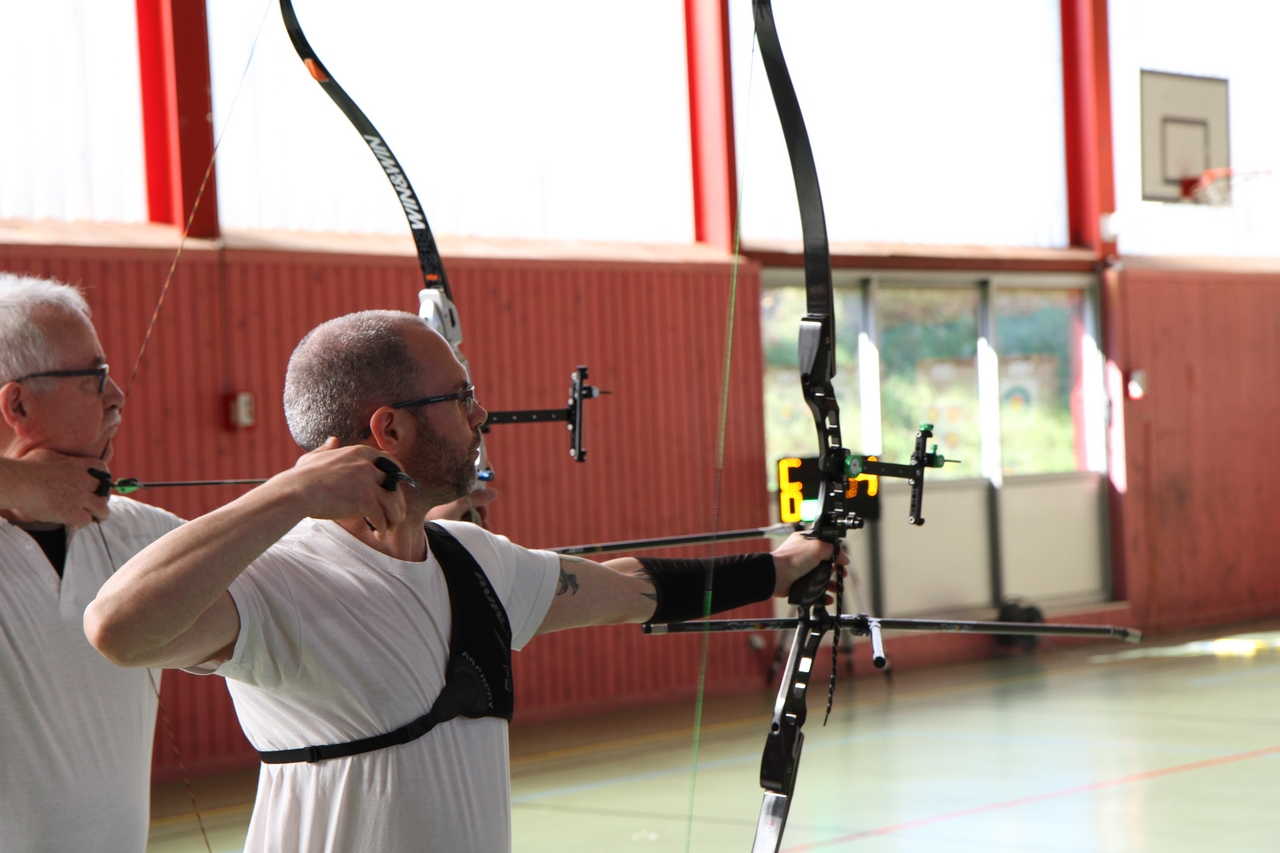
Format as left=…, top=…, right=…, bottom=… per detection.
left=776, top=456, right=881, bottom=524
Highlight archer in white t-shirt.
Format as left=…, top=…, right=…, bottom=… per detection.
left=86, top=310, right=846, bottom=853
left=0, top=275, right=185, bottom=852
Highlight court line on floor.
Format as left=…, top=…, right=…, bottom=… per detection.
left=780, top=742, right=1280, bottom=851
left=511, top=801, right=757, bottom=828
left=512, top=643, right=1280, bottom=769
left=515, top=704, right=1238, bottom=795
left=509, top=660, right=1105, bottom=768
left=150, top=801, right=253, bottom=828
left=511, top=730, right=892, bottom=803
left=511, top=678, right=1266, bottom=801
left=511, top=801, right=857, bottom=836
left=511, top=714, right=770, bottom=767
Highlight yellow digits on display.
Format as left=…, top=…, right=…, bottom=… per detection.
left=778, top=458, right=803, bottom=523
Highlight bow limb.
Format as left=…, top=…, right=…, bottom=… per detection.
left=751, top=0, right=846, bottom=577
left=278, top=0, right=494, bottom=482
left=750, top=3, right=849, bottom=850
left=752, top=2, right=834, bottom=323
left=278, top=0, right=451, bottom=303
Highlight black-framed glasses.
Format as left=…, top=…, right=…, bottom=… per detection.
left=13, top=364, right=110, bottom=394
left=359, top=385, right=477, bottom=439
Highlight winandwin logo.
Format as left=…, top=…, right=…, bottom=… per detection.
left=362, top=134, right=427, bottom=229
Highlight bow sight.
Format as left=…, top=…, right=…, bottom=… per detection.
left=643, top=423, right=1141, bottom=852
left=479, top=365, right=609, bottom=464
left=637, top=422, right=1141, bottom=845
left=787, top=424, right=954, bottom=607
left=638, top=426, right=1138, bottom=853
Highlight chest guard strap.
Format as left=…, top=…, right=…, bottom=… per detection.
left=258, top=523, right=514, bottom=764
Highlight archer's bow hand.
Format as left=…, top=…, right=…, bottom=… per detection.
left=0, top=449, right=112, bottom=528
left=769, top=533, right=848, bottom=600
left=283, top=438, right=408, bottom=534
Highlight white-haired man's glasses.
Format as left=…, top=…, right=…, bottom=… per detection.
left=13, top=364, right=110, bottom=394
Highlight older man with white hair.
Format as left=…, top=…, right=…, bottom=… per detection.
left=0, top=273, right=183, bottom=852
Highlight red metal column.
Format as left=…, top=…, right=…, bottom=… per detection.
left=1062, top=0, right=1127, bottom=608
left=1060, top=0, right=1115, bottom=255
left=684, top=0, right=737, bottom=252
left=135, top=0, right=219, bottom=237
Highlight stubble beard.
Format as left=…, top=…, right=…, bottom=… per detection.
left=402, top=412, right=478, bottom=507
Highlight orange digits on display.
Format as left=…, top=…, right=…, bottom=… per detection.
left=849, top=455, right=878, bottom=498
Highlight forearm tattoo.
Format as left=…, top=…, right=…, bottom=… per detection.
left=638, top=574, right=658, bottom=603
left=556, top=559, right=581, bottom=596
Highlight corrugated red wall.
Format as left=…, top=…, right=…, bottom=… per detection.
left=13, top=235, right=1279, bottom=782
left=0, top=241, right=771, bottom=781
left=1113, top=264, right=1280, bottom=632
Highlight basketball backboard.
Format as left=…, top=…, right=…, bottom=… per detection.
left=1140, top=71, right=1229, bottom=203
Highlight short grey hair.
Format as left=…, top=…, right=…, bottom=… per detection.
left=284, top=310, right=429, bottom=450
left=0, top=274, right=93, bottom=390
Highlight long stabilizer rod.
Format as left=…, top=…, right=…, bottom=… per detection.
left=548, top=523, right=802, bottom=555
left=644, top=615, right=1142, bottom=644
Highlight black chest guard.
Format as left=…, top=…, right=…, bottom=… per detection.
left=258, top=523, right=513, bottom=764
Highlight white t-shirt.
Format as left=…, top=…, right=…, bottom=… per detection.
left=0, top=496, right=183, bottom=853
left=214, top=519, right=560, bottom=853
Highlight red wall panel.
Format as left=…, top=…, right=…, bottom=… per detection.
left=1115, top=266, right=1280, bottom=632
left=0, top=241, right=770, bottom=780
left=11, top=235, right=1280, bottom=781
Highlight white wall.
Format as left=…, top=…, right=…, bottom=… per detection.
left=207, top=0, right=695, bottom=243
left=1109, top=0, right=1280, bottom=257
left=729, top=0, right=1069, bottom=249
left=880, top=479, right=992, bottom=616
left=0, top=0, right=147, bottom=223
left=1000, top=471, right=1106, bottom=605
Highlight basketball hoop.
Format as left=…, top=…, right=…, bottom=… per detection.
left=1179, top=167, right=1270, bottom=205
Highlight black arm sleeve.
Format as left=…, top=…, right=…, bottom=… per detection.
left=637, top=553, right=776, bottom=624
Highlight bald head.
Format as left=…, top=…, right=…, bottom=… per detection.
left=284, top=310, right=440, bottom=450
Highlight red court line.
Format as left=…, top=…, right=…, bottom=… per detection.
left=783, top=743, right=1280, bottom=851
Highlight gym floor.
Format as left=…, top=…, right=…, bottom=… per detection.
left=148, top=621, right=1280, bottom=852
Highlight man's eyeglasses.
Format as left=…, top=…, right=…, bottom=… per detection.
left=358, top=385, right=477, bottom=439
left=13, top=365, right=110, bottom=394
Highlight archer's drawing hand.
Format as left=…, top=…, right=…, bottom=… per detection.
left=425, top=485, right=497, bottom=527
left=282, top=437, right=408, bottom=533
left=0, top=448, right=112, bottom=528
left=769, top=533, right=849, bottom=599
